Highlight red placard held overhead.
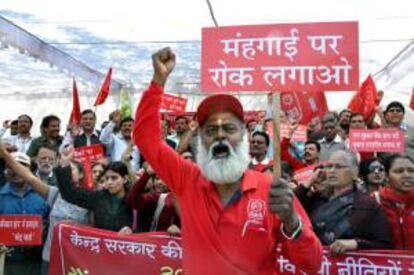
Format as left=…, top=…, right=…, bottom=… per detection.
left=202, top=22, right=359, bottom=92
left=0, top=215, right=43, bottom=245
left=349, top=129, right=405, bottom=153
left=161, top=94, right=188, bottom=113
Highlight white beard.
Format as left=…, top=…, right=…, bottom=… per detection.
left=196, top=134, right=251, bottom=185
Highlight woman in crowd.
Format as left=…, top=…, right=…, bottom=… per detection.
left=295, top=150, right=393, bottom=255
left=126, top=163, right=180, bottom=233
left=0, top=143, right=89, bottom=275
left=91, top=162, right=106, bottom=188
left=375, top=154, right=414, bottom=250
left=359, top=158, right=387, bottom=193
left=56, top=147, right=133, bottom=233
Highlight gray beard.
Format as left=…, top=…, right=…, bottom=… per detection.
left=196, top=134, right=251, bottom=185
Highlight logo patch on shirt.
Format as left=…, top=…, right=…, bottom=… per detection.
left=247, top=199, right=266, bottom=222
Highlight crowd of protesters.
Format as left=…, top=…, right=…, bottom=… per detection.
left=0, top=82, right=413, bottom=274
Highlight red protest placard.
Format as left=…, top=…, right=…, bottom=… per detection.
left=49, top=223, right=182, bottom=275
left=74, top=144, right=105, bottom=163
left=349, top=129, right=405, bottom=153
left=202, top=22, right=359, bottom=92
left=410, top=87, right=414, bottom=110
left=0, top=215, right=42, bottom=245
left=161, top=93, right=188, bottom=113
left=294, top=165, right=317, bottom=183
left=74, top=144, right=105, bottom=190
left=276, top=248, right=414, bottom=274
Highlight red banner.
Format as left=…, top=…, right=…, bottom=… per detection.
left=0, top=215, right=42, bottom=245
left=277, top=249, right=414, bottom=274
left=349, top=129, right=405, bottom=153
left=49, top=223, right=182, bottom=275
left=50, top=224, right=414, bottom=274
left=281, top=91, right=328, bottom=124
left=410, top=88, right=414, bottom=111
left=202, top=22, right=359, bottom=92
left=161, top=93, right=188, bottom=113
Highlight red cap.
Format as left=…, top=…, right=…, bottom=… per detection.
left=196, top=94, right=244, bottom=126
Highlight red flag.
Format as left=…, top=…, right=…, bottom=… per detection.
left=69, top=79, right=81, bottom=125
left=410, top=87, right=414, bottom=111
left=94, top=67, right=112, bottom=106
left=348, top=75, right=379, bottom=121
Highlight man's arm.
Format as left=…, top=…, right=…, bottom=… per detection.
left=133, top=48, right=196, bottom=196
left=100, top=112, right=120, bottom=147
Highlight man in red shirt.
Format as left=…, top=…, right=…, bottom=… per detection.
left=133, top=48, right=323, bottom=274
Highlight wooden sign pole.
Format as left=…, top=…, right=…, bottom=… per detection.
left=272, top=92, right=282, bottom=178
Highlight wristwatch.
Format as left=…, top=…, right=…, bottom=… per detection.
left=281, top=217, right=303, bottom=240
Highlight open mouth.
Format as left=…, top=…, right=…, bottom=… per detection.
left=212, top=143, right=230, bottom=159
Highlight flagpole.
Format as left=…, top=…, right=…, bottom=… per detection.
left=272, top=92, right=281, bottom=178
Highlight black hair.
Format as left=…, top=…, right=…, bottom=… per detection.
left=37, top=144, right=58, bottom=156
left=17, top=114, right=33, bottom=126
left=41, top=115, right=60, bottom=128
left=350, top=112, right=364, bottom=121
left=11, top=120, right=18, bottom=126
left=359, top=157, right=383, bottom=182
left=383, top=154, right=414, bottom=174
left=385, top=101, right=405, bottom=114
left=252, top=131, right=270, bottom=147
left=175, top=116, right=188, bottom=123
left=120, top=117, right=134, bottom=127
left=107, top=161, right=129, bottom=177
left=81, top=109, right=96, bottom=118
left=339, top=109, right=351, bottom=117
left=305, top=140, right=321, bottom=152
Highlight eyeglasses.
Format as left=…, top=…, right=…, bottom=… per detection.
left=368, top=165, right=385, bottom=173
left=325, top=163, right=350, bottom=171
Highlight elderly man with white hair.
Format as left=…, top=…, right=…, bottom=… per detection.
left=133, top=47, right=323, bottom=274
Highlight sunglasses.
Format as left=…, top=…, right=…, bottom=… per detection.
left=368, top=165, right=385, bottom=173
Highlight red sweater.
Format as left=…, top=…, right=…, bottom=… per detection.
left=281, top=137, right=308, bottom=172
left=133, top=82, right=323, bottom=275
left=378, top=187, right=414, bottom=250
left=126, top=172, right=179, bottom=232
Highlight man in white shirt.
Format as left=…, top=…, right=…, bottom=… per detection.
left=1, top=115, right=33, bottom=153
left=100, top=110, right=140, bottom=171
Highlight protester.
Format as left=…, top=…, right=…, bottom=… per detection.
left=62, top=109, right=102, bottom=148
left=338, top=109, right=352, bottom=136
left=168, top=116, right=189, bottom=148
left=91, top=162, right=106, bottom=187
left=383, top=101, right=407, bottom=130
left=318, top=112, right=349, bottom=161
left=295, top=150, right=393, bottom=254
left=126, top=164, right=180, bottom=232
left=0, top=150, right=49, bottom=275
left=34, top=145, right=58, bottom=186
left=375, top=154, right=414, bottom=250
left=55, top=150, right=132, bottom=232
left=99, top=111, right=140, bottom=171
left=359, top=158, right=387, bottom=193
left=27, top=115, right=63, bottom=157
left=133, top=47, right=323, bottom=274
left=1, top=115, right=33, bottom=153
left=249, top=131, right=273, bottom=173
left=0, top=143, right=89, bottom=275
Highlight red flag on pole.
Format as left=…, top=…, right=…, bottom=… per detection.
left=94, top=67, right=112, bottom=107
left=348, top=75, right=379, bottom=121
left=410, top=87, right=414, bottom=111
left=69, top=79, right=81, bottom=125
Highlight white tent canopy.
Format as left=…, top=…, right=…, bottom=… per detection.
left=0, top=0, right=413, bottom=135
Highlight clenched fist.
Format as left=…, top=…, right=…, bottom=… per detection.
left=152, top=47, right=176, bottom=87
left=268, top=177, right=300, bottom=235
